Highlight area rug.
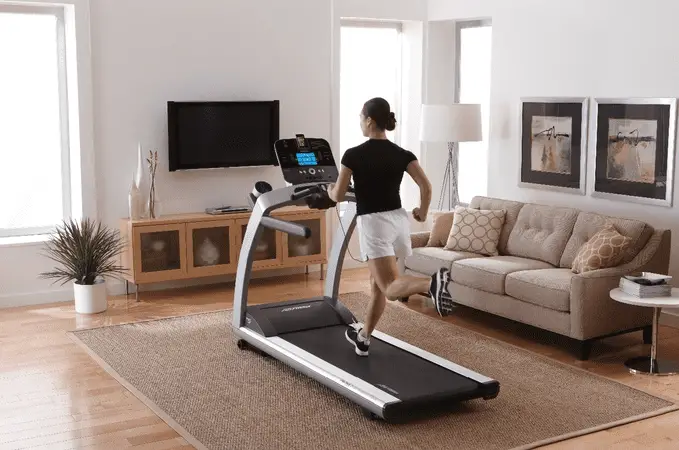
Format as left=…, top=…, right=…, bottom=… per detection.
left=69, top=292, right=677, bottom=450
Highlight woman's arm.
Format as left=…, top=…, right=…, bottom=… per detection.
left=328, top=165, right=353, bottom=203
left=406, top=160, right=432, bottom=222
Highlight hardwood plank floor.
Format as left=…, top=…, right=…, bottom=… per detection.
left=1, top=268, right=677, bottom=449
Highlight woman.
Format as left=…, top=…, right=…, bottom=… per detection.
left=328, top=97, right=451, bottom=356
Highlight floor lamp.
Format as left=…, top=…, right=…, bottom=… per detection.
left=420, top=104, right=483, bottom=210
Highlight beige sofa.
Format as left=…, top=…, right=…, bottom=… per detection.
left=404, top=196, right=671, bottom=360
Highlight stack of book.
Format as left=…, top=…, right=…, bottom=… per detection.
left=619, top=272, right=673, bottom=298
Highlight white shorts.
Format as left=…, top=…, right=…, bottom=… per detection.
left=357, top=208, right=413, bottom=261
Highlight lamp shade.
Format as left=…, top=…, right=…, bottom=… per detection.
left=419, top=104, right=483, bottom=143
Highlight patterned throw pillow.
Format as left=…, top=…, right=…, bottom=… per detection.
left=444, top=206, right=506, bottom=256
left=426, top=211, right=455, bottom=247
left=571, top=225, right=633, bottom=274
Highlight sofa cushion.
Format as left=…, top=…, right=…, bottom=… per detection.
left=451, top=256, right=553, bottom=295
left=444, top=206, right=506, bottom=256
left=426, top=211, right=455, bottom=247
left=505, top=269, right=575, bottom=312
left=405, top=247, right=483, bottom=274
left=506, top=204, right=579, bottom=266
left=469, top=196, right=525, bottom=255
left=560, top=212, right=653, bottom=268
left=571, top=225, right=633, bottom=274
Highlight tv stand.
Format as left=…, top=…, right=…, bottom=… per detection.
left=119, top=206, right=327, bottom=301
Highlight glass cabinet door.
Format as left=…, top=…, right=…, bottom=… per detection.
left=282, top=214, right=326, bottom=264
left=187, top=220, right=237, bottom=276
left=236, top=218, right=282, bottom=269
left=133, top=224, right=187, bottom=282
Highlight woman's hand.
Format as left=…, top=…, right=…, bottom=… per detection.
left=412, top=207, right=427, bottom=222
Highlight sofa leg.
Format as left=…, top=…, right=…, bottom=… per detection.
left=643, top=325, right=653, bottom=345
left=576, top=340, right=593, bottom=361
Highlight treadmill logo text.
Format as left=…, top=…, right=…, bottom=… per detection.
left=281, top=305, right=312, bottom=313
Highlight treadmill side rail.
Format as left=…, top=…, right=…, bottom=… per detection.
left=371, top=330, right=500, bottom=389
left=235, top=327, right=396, bottom=416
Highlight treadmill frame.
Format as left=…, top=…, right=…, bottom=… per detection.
left=232, top=184, right=499, bottom=421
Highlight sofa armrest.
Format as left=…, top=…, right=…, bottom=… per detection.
left=410, top=231, right=431, bottom=249
left=569, top=229, right=670, bottom=340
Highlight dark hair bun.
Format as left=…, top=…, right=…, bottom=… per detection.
left=385, top=112, right=397, bottom=131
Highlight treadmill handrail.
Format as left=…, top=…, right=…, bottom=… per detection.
left=261, top=216, right=311, bottom=238
left=233, top=183, right=356, bottom=328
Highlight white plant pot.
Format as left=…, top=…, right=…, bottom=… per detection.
left=73, top=279, right=108, bottom=314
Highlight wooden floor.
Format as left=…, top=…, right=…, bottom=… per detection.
left=2, top=268, right=679, bottom=449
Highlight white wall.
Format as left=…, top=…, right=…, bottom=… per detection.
left=428, top=0, right=679, bottom=314
left=0, top=0, right=426, bottom=307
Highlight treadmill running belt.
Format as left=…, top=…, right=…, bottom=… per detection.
left=281, top=325, right=480, bottom=402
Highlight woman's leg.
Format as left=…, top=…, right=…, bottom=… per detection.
left=347, top=256, right=450, bottom=355
left=362, top=274, right=387, bottom=337
left=368, top=256, right=430, bottom=302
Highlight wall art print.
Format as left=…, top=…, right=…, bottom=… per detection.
left=520, top=97, right=588, bottom=194
left=591, top=98, right=676, bottom=207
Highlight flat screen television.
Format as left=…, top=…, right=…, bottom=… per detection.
left=168, top=100, right=280, bottom=171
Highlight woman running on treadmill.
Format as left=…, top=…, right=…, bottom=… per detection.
left=328, top=97, right=451, bottom=357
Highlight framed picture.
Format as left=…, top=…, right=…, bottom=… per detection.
left=591, top=98, right=676, bottom=207
left=519, top=97, right=588, bottom=194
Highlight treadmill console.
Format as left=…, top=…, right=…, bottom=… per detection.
left=274, top=134, right=339, bottom=185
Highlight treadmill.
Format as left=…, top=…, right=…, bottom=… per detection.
left=232, top=134, right=500, bottom=423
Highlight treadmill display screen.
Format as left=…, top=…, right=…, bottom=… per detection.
left=296, top=152, right=318, bottom=166
left=278, top=148, right=333, bottom=169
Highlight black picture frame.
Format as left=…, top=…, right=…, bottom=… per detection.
left=519, top=97, right=588, bottom=194
left=592, top=98, right=676, bottom=207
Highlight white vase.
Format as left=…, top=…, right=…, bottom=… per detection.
left=128, top=174, right=143, bottom=220
left=73, top=279, right=108, bottom=314
left=135, top=143, right=143, bottom=189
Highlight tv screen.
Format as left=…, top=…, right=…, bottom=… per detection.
left=168, top=100, right=280, bottom=171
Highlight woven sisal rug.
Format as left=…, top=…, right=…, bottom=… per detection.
left=70, top=292, right=677, bottom=450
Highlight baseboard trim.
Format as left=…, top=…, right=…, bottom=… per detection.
left=660, top=310, right=679, bottom=329
left=0, top=288, right=74, bottom=309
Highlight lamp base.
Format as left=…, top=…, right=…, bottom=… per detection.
left=438, top=142, right=459, bottom=211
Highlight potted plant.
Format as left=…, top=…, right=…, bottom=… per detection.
left=40, top=218, right=127, bottom=314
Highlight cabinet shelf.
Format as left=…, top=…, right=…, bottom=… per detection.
left=119, top=206, right=327, bottom=297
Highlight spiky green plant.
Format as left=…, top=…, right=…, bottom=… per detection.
left=39, top=218, right=127, bottom=285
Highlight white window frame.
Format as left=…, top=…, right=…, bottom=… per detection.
left=339, top=19, right=404, bottom=148
left=0, top=4, right=72, bottom=238
left=454, top=18, right=492, bottom=205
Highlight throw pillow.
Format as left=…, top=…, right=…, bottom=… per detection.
left=426, top=211, right=455, bottom=247
left=444, top=206, right=506, bottom=256
left=571, top=224, right=633, bottom=274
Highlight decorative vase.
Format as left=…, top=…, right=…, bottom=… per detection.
left=147, top=174, right=161, bottom=218
left=128, top=174, right=143, bottom=220
left=146, top=149, right=160, bottom=218
left=198, top=238, right=220, bottom=266
left=73, top=278, right=108, bottom=314
left=135, top=143, right=144, bottom=190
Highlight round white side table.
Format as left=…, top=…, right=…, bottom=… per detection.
left=610, top=287, right=679, bottom=376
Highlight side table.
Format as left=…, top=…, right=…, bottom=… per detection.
left=610, top=287, right=679, bottom=376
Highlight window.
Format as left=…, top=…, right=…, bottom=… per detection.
left=456, top=20, right=492, bottom=204
left=0, top=6, right=71, bottom=238
left=339, top=21, right=402, bottom=159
